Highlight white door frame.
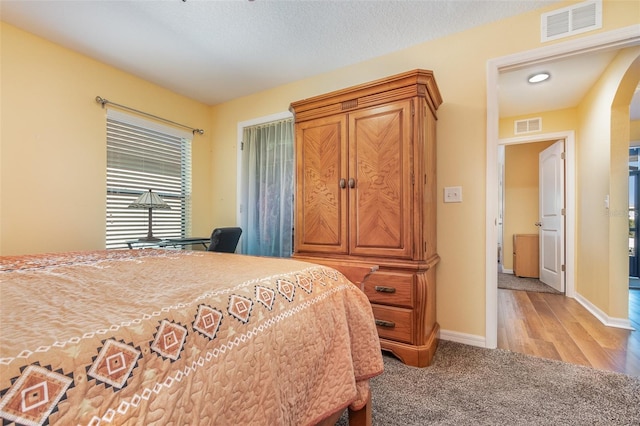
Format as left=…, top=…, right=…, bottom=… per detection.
left=485, top=25, right=640, bottom=349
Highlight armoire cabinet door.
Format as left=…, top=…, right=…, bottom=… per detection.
left=295, top=115, right=349, bottom=254
left=348, top=100, right=413, bottom=258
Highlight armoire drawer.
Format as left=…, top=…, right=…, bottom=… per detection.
left=371, top=304, right=413, bottom=344
left=362, top=271, right=414, bottom=308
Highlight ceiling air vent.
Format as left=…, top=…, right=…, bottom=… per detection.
left=541, top=0, right=602, bottom=42
left=514, top=117, right=542, bottom=135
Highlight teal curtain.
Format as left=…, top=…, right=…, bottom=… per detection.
left=240, top=118, right=294, bottom=257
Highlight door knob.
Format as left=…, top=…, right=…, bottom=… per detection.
left=339, top=178, right=346, bottom=189
left=348, top=178, right=355, bottom=188
left=535, top=222, right=542, bottom=227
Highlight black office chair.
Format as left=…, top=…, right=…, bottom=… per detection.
left=207, top=227, right=242, bottom=253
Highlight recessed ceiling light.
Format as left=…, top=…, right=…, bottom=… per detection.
left=528, top=72, right=551, bottom=84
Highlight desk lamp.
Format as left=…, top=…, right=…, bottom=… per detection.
left=128, top=189, right=171, bottom=241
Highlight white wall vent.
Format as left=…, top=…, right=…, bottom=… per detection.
left=541, top=0, right=602, bottom=42
left=514, top=117, right=542, bottom=134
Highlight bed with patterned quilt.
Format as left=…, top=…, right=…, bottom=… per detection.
left=0, top=249, right=383, bottom=425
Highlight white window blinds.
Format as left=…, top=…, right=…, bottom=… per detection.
left=106, top=110, right=192, bottom=249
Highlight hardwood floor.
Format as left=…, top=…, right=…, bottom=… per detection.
left=498, top=287, right=640, bottom=376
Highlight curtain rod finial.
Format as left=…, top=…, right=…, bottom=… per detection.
left=193, top=129, right=205, bottom=135
left=96, top=96, right=107, bottom=108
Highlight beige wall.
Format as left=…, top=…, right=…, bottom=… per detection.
left=577, top=47, right=640, bottom=319
left=499, top=108, right=579, bottom=139
left=502, top=140, right=555, bottom=270
left=0, top=22, right=214, bottom=255
left=1, top=0, right=638, bottom=339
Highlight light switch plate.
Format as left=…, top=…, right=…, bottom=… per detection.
left=444, top=186, right=462, bottom=203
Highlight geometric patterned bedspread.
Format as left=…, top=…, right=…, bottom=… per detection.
left=0, top=250, right=383, bottom=425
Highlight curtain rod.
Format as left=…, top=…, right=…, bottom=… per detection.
left=95, top=96, right=204, bottom=135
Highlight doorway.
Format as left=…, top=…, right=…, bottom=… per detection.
left=499, top=138, right=566, bottom=294
left=236, top=111, right=294, bottom=257
left=629, top=147, right=640, bottom=288
left=487, top=29, right=640, bottom=348
left=630, top=162, right=640, bottom=278
left=498, top=134, right=574, bottom=297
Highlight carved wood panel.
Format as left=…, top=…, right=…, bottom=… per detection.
left=348, top=100, right=413, bottom=258
left=295, top=115, right=348, bottom=253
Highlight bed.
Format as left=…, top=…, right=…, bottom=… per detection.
left=0, top=249, right=383, bottom=425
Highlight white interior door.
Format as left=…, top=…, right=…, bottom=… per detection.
left=539, top=140, right=565, bottom=292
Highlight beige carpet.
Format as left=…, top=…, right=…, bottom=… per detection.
left=498, top=272, right=561, bottom=294
left=337, top=341, right=640, bottom=425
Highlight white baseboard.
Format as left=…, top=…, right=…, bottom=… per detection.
left=442, top=291, right=635, bottom=350
left=574, top=292, right=635, bottom=330
left=440, top=329, right=488, bottom=348
left=502, top=269, right=514, bottom=274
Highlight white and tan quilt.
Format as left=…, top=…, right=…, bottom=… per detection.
left=0, top=250, right=383, bottom=425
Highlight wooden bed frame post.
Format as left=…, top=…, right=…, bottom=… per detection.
left=348, top=392, right=372, bottom=426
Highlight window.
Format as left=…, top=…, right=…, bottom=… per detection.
left=106, top=110, right=192, bottom=249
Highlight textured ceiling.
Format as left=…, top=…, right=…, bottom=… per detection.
left=1, top=0, right=558, bottom=105
left=1, top=0, right=637, bottom=119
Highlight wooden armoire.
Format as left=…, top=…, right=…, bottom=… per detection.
left=290, top=70, right=442, bottom=367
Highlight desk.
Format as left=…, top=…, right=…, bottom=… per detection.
left=126, top=237, right=210, bottom=250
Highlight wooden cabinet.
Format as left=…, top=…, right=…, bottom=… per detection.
left=290, top=70, right=442, bottom=367
left=294, top=101, right=413, bottom=258
left=513, top=234, right=539, bottom=278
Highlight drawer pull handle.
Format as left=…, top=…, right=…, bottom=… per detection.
left=375, top=319, right=395, bottom=328
left=374, top=286, right=396, bottom=293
